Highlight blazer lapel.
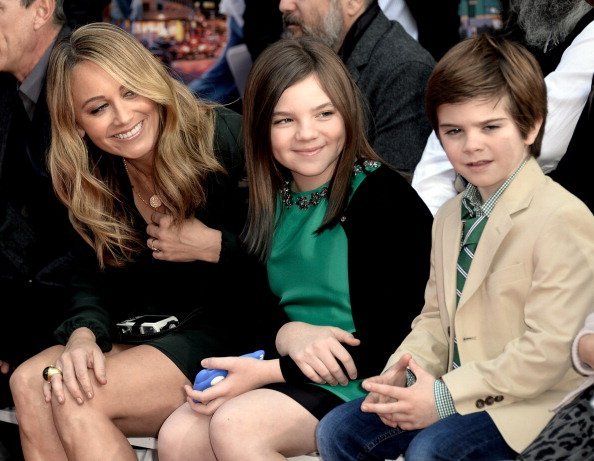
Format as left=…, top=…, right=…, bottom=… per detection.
left=458, top=211, right=513, bottom=307
left=457, top=159, right=543, bottom=308
left=442, top=199, right=462, bottom=321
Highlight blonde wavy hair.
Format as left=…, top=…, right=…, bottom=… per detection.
left=47, top=22, right=224, bottom=268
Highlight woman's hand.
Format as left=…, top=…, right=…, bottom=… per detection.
left=43, top=327, right=106, bottom=405
left=146, top=212, right=222, bottom=263
left=276, top=321, right=360, bottom=385
left=186, top=356, right=283, bottom=415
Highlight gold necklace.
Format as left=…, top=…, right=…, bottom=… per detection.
left=122, top=159, right=163, bottom=209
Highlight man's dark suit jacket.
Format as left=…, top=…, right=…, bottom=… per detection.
left=0, top=27, right=81, bottom=365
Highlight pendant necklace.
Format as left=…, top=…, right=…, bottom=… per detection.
left=122, top=158, right=163, bottom=209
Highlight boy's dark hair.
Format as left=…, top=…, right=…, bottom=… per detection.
left=425, top=33, right=547, bottom=157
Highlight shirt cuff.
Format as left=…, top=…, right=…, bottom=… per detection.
left=54, top=318, right=112, bottom=352
left=279, top=355, right=309, bottom=384
left=434, top=378, right=457, bottom=419
left=572, top=330, right=594, bottom=376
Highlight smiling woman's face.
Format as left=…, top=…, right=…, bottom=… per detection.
left=71, top=60, right=160, bottom=162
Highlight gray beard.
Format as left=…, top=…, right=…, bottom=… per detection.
left=282, top=0, right=344, bottom=50
left=511, top=0, right=593, bottom=49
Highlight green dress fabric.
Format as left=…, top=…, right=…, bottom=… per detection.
left=268, top=163, right=377, bottom=401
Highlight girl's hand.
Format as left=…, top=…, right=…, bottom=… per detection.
left=276, top=322, right=360, bottom=385
left=186, top=356, right=283, bottom=415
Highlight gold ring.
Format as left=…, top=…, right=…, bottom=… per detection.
left=42, top=366, right=63, bottom=382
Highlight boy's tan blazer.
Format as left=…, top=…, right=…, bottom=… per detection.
left=384, top=158, right=594, bottom=452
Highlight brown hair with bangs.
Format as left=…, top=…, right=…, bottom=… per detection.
left=241, top=36, right=382, bottom=261
left=425, top=33, right=547, bottom=158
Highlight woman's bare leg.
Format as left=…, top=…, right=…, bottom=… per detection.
left=210, top=388, right=320, bottom=460
left=11, top=346, right=69, bottom=461
left=11, top=344, right=189, bottom=461
left=158, top=402, right=215, bottom=461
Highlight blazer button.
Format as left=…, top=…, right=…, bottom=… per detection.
left=485, top=396, right=494, bottom=405
left=495, top=395, right=504, bottom=402
left=475, top=399, right=485, bottom=409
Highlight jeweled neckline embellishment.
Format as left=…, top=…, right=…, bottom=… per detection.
left=354, top=160, right=380, bottom=173
left=280, top=160, right=381, bottom=209
left=280, top=183, right=329, bottom=209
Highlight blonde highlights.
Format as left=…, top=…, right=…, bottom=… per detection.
left=47, top=22, right=223, bottom=268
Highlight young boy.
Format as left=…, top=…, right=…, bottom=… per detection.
left=315, top=34, right=594, bottom=461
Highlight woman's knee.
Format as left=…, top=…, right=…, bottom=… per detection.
left=10, top=359, right=43, bottom=405
left=10, top=347, right=62, bottom=403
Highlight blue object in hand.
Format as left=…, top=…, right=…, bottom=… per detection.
left=192, top=350, right=265, bottom=394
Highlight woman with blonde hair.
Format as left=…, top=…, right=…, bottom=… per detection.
left=10, top=22, right=280, bottom=461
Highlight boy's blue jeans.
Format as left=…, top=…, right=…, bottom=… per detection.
left=316, top=397, right=517, bottom=461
